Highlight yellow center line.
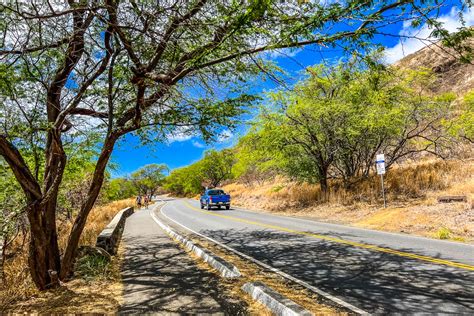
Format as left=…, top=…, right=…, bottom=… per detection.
left=183, top=201, right=474, bottom=271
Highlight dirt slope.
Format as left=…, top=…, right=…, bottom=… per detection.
left=223, top=159, right=474, bottom=243
left=395, top=36, right=474, bottom=96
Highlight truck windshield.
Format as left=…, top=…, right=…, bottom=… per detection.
left=208, top=190, right=225, bottom=195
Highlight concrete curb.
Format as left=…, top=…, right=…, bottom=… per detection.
left=242, top=282, right=313, bottom=316
left=160, top=200, right=369, bottom=315
left=149, top=208, right=241, bottom=279
left=96, top=206, right=134, bottom=255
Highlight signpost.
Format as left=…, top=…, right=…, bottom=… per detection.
left=376, top=154, right=386, bottom=208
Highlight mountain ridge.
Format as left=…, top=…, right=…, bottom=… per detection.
left=395, top=37, right=474, bottom=96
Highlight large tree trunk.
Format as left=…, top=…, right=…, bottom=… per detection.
left=28, top=130, right=65, bottom=289
left=0, top=134, right=63, bottom=290
left=319, top=177, right=329, bottom=201
left=59, top=135, right=118, bottom=280
left=26, top=202, right=61, bottom=290
left=318, top=163, right=329, bottom=202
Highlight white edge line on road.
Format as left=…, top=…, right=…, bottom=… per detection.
left=159, top=199, right=369, bottom=316
left=148, top=203, right=241, bottom=279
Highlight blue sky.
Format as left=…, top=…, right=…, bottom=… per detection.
left=110, top=2, right=473, bottom=177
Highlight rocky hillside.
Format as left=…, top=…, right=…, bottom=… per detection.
left=395, top=37, right=473, bottom=96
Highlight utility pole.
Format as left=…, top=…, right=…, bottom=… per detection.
left=380, top=174, right=386, bottom=208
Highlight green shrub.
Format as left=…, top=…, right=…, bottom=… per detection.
left=435, top=227, right=451, bottom=240
left=75, top=254, right=111, bottom=280
left=271, top=184, right=285, bottom=192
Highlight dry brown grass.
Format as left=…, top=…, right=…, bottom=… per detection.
left=224, top=159, right=474, bottom=242
left=0, top=198, right=134, bottom=312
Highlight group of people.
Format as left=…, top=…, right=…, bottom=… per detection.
left=136, top=195, right=150, bottom=209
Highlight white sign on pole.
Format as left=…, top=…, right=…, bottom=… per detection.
left=376, top=154, right=385, bottom=175
left=376, top=153, right=387, bottom=208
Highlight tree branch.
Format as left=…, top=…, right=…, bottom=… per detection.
left=68, top=108, right=109, bottom=118
left=0, top=135, right=42, bottom=200
left=0, top=38, right=70, bottom=55
left=146, top=0, right=208, bottom=72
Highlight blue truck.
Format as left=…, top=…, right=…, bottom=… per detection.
left=200, top=189, right=231, bottom=210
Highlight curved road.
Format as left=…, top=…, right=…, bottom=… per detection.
left=157, top=197, right=474, bottom=314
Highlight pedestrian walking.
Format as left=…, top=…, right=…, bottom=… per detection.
left=136, top=195, right=142, bottom=208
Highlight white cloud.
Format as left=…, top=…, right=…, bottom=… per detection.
left=166, top=128, right=234, bottom=146
left=384, top=7, right=474, bottom=64
left=266, top=47, right=303, bottom=59
left=166, top=127, right=195, bottom=143
left=217, top=129, right=234, bottom=142
left=167, top=133, right=193, bottom=142
left=192, top=140, right=205, bottom=148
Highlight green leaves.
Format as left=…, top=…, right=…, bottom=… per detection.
left=130, top=163, right=169, bottom=195
left=236, top=60, right=458, bottom=187
left=163, top=148, right=236, bottom=195
left=441, top=27, right=474, bottom=63
left=448, top=89, right=474, bottom=142
left=163, top=163, right=204, bottom=196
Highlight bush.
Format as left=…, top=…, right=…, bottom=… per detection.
left=435, top=227, right=451, bottom=240
left=75, top=253, right=112, bottom=281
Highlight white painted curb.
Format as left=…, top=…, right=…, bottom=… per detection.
left=160, top=199, right=369, bottom=315
left=242, top=282, right=313, bottom=316
left=149, top=207, right=241, bottom=279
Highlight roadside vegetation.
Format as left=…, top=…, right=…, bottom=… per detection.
left=105, top=163, right=169, bottom=201
left=164, top=149, right=235, bottom=195
left=225, top=159, right=473, bottom=242
left=163, top=60, right=474, bottom=242
left=0, top=198, right=133, bottom=313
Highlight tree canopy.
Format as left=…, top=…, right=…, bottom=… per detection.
left=131, top=164, right=169, bottom=196
left=163, top=149, right=236, bottom=195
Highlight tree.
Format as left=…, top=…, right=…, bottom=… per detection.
left=1, top=0, right=469, bottom=290
left=450, top=90, right=474, bottom=143
left=164, top=164, right=204, bottom=196
left=233, top=116, right=287, bottom=186
left=103, top=178, right=137, bottom=201
left=131, top=164, right=169, bottom=196
left=199, top=149, right=236, bottom=188
left=0, top=137, right=99, bottom=281
left=163, top=149, right=236, bottom=195
left=250, top=62, right=455, bottom=193
left=163, top=149, right=235, bottom=194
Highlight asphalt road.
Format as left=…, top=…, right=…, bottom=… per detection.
left=158, top=197, right=474, bottom=314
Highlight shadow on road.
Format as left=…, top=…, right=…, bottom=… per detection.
left=200, top=228, right=474, bottom=313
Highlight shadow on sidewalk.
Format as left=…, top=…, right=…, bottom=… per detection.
left=120, top=230, right=246, bottom=314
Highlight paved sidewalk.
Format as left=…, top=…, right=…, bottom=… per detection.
left=120, top=205, right=231, bottom=314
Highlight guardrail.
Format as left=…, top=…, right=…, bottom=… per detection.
left=96, top=206, right=134, bottom=255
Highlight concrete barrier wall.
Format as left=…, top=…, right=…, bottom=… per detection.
left=96, top=206, right=134, bottom=255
